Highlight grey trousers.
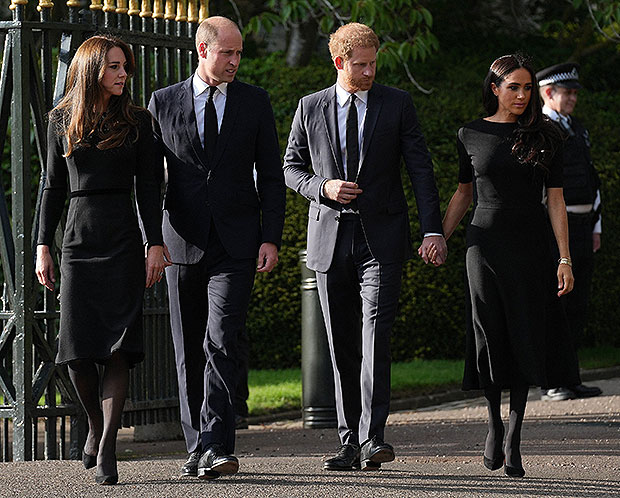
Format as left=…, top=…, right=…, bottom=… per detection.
left=316, top=215, right=402, bottom=446
left=166, top=227, right=255, bottom=454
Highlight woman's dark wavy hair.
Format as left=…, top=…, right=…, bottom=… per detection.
left=483, top=54, right=560, bottom=171
left=52, top=35, right=141, bottom=157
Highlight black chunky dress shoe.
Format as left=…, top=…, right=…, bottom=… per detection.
left=197, top=444, right=239, bottom=478
left=180, top=449, right=202, bottom=477
left=323, top=444, right=361, bottom=471
left=360, top=436, right=395, bottom=470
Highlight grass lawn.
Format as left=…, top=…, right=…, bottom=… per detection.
left=5, top=347, right=617, bottom=414
left=247, top=347, right=620, bottom=416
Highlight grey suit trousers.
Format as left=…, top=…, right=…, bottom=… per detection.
left=166, top=226, right=255, bottom=454
left=316, top=215, right=402, bottom=446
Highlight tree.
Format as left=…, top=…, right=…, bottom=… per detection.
left=574, top=0, right=620, bottom=43
left=245, top=0, right=439, bottom=93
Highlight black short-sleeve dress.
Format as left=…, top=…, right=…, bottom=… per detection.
left=38, top=109, right=163, bottom=367
left=457, top=119, right=581, bottom=390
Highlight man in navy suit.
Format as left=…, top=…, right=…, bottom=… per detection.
left=284, top=23, right=446, bottom=471
left=148, top=16, right=285, bottom=479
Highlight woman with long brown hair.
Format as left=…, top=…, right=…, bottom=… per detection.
left=434, top=54, right=581, bottom=477
left=35, top=35, right=168, bottom=485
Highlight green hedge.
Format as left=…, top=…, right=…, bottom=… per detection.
left=238, top=39, right=620, bottom=369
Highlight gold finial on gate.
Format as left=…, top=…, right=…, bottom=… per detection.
left=37, top=0, right=54, bottom=11
left=10, top=0, right=29, bottom=10
left=139, top=0, right=152, bottom=17
left=127, top=0, right=140, bottom=15
left=198, top=0, right=208, bottom=23
left=175, top=0, right=187, bottom=22
left=187, top=0, right=198, bottom=23
left=152, top=0, right=163, bottom=18
left=164, top=0, right=175, bottom=20
left=90, top=0, right=103, bottom=11
left=116, top=0, right=128, bottom=14
left=102, top=0, right=116, bottom=12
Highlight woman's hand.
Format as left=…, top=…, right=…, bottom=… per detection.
left=36, top=245, right=56, bottom=292
left=557, top=263, right=574, bottom=297
left=145, top=244, right=172, bottom=288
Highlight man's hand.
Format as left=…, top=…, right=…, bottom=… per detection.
left=323, top=180, right=362, bottom=204
left=257, top=242, right=278, bottom=273
left=418, top=235, right=447, bottom=266
left=593, top=232, right=601, bottom=253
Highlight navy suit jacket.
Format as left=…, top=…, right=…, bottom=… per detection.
left=283, top=83, right=442, bottom=272
left=148, top=77, right=285, bottom=264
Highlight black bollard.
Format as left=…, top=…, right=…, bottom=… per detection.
left=299, top=250, right=337, bottom=429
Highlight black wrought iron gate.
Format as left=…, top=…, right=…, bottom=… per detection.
left=0, top=0, right=207, bottom=462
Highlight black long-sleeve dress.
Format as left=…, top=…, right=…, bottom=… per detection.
left=457, top=119, right=581, bottom=390
left=38, top=109, right=163, bottom=366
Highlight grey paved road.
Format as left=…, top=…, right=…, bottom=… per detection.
left=1, top=377, right=619, bottom=497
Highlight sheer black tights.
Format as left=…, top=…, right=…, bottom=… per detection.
left=68, top=352, right=129, bottom=477
left=484, top=385, right=529, bottom=470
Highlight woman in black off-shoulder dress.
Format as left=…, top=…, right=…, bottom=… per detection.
left=35, top=36, right=169, bottom=485
left=436, top=54, right=580, bottom=478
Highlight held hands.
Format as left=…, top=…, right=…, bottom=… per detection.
left=418, top=235, right=448, bottom=267
left=257, top=242, right=278, bottom=273
left=36, top=245, right=56, bottom=292
left=323, top=180, right=362, bottom=204
left=145, top=244, right=172, bottom=288
left=557, top=262, right=574, bottom=297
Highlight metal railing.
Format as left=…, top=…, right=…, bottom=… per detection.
left=0, top=0, right=208, bottom=462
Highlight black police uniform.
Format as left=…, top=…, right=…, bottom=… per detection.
left=537, top=62, right=603, bottom=400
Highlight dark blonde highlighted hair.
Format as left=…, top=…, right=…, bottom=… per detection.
left=53, top=35, right=140, bottom=156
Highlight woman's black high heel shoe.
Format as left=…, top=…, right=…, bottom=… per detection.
left=504, top=464, right=525, bottom=478
left=483, top=426, right=505, bottom=471
left=82, top=452, right=97, bottom=470
left=483, top=451, right=505, bottom=471
left=95, top=473, right=118, bottom=485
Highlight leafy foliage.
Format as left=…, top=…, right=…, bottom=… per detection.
left=573, top=0, right=620, bottom=43
left=245, top=0, right=438, bottom=91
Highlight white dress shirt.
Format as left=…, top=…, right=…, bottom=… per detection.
left=335, top=82, right=368, bottom=177
left=193, top=73, right=227, bottom=146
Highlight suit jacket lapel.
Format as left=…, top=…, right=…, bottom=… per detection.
left=211, top=79, right=240, bottom=170
left=360, top=84, right=382, bottom=169
left=321, top=85, right=346, bottom=180
left=179, top=76, right=209, bottom=172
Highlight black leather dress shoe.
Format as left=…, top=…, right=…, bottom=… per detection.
left=360, top=436, right=395, bottom=470
left=570, top=384, right=602, bottom=398
left=197, top=444, right=239, bottom=479
left=541, top=387, right=575, bottom=401
left=180, top=449, right=202, bottom=477
left=323, top=444, right=361, bottom=471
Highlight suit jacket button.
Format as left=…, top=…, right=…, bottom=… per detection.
left=335, top=215, right=340, bottom=222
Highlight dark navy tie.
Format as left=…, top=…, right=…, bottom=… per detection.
left=204, top=85, right=218, bottom=166
left=345, top=94, right=359, bottom=182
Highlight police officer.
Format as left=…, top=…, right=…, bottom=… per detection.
left=537, top=62, right=602, bottom=401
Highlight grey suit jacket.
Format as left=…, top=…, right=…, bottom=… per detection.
left=283, top=83, right=442, bottom=272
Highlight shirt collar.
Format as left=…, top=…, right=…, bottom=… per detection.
left=542, top=104, right=568, bottom=123
left=335, top=82, right=369, bottom=107
left=193, top=72, right=228, bottom=98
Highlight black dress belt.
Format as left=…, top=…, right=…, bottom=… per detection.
left=68, top=188, right=132, bottom=198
